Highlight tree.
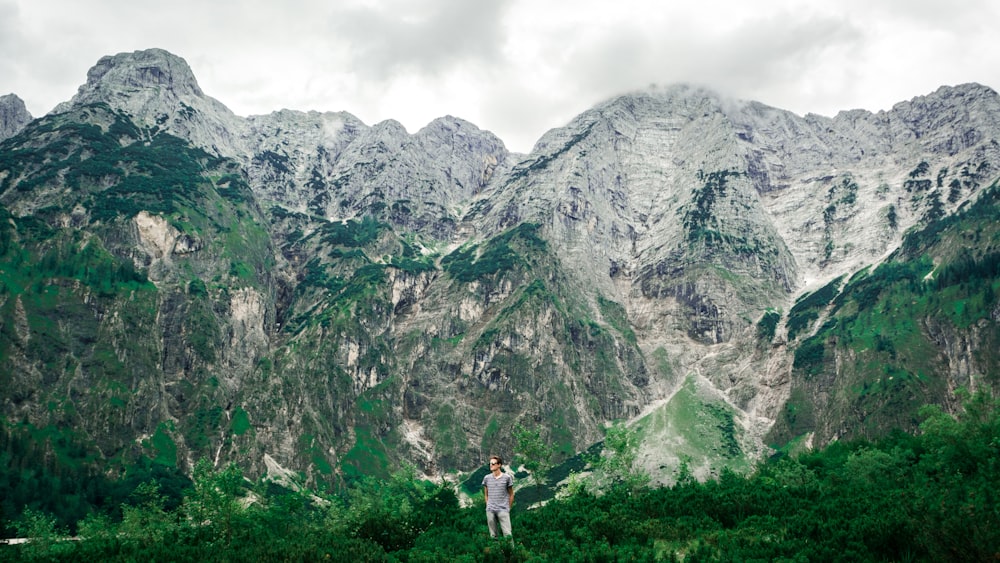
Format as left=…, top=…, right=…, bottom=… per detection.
left=119, top=481, right=178, bottom=549
left=514, top=423, right=556, bottom=497
left=12, top=507, right=68, bottom=560
left=597, top=422, right=649, bottom=491
left=912, top=392, right=1000, bottom=560
left=183, top=458, right=245, bottom=547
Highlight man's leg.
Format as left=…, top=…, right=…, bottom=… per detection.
left=497, top=510, right=512, bottom=537
left=486, top=511, right=499, bottom=538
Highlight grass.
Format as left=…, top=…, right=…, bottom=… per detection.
left=634, top=375, right=751, bottom=479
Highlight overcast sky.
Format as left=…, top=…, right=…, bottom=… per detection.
left=2, top=0, right=998, bottom=152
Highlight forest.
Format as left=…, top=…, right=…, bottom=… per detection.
left=1, top=391, right=998, bottom=562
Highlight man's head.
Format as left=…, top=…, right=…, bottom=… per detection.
left=489, top=455, right=503, bottom=469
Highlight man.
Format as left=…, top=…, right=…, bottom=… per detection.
left=482, top=454, right=514, bottom=539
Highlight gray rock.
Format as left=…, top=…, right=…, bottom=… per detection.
left=54, top=48, right=246, bottom=157
left=0, top=93, right=32, bottom=142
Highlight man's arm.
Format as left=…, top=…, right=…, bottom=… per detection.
left=483, top=485, right=489, bottom=505
left=507, top=482, right=514, bottom=506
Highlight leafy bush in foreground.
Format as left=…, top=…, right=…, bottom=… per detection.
left=1, top=392, right=997, bottom=562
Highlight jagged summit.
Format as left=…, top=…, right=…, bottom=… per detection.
left=0, top=93, right=32, bottom=142
left=55, top=48, right=208, bottom=115
left=83, top=48, right=203, bottom=97
left=54, top=48, right=245, bottom=157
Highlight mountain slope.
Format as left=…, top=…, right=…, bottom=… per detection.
left=0, top=102, right=275, bottom=471
left=0, top=49, right=998, bottom=487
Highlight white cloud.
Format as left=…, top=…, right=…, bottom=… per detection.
left=2, top=0, right=999, bottom=152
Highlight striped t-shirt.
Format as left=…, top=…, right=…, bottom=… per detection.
left=482, top=471, right=514, bottom=512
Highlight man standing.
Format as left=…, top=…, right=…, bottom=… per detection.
left=482, top=455, right=514, bottom=539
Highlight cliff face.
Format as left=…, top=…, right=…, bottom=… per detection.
left=0, top=94, right=32, bottom=142
left=1, top=49, right=998, bottom=485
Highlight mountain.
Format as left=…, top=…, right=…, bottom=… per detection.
left=0, top=94, right=32, bottom=142
left=1, top=48, right=997, bottom=488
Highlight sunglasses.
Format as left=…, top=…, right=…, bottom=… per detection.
left=489, top=461, right=499, bottom=465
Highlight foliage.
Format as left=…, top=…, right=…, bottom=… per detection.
left=442, top=223, right=546, bottom=282
left=0, top=105, right=241, bottom=226
left=772, top=181, right=1000, bottom=446
left=0, top=393, right=997, bottom=561
left=786, top=275, right=843, bottom=340
left=319, top=216, right=385, bottom=248
left=507, top=122, right=596, bottom=181
left=755, top=309, right=780, bottom=342
left=792, top=336, right=826, bottom=377
left=513, top=423, right=556, bottom=497
left=597, top=295, right=637, bottom=344
left=682, top=169, right=738, bottom=240
left=594, top=421, right=649, bottom=491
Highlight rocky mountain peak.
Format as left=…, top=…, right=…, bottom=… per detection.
left=891, top=82, right=999, bottom=113
left=0, top=93, right=32, bottom=142
left=54, top=48, right=245, bottom=157
left=88, top=48, right=203, bottom=96
left=418, top=115, right=492, bottom=140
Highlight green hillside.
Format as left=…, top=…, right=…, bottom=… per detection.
left=770, top=183, right=1000, bottom=448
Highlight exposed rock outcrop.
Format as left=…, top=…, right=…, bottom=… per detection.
left=0, top=93, right=32, bottom=141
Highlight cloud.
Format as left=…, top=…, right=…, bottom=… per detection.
left=330, top=0, right=514, bottom=80
left=0, top=1, right=25, bottom=89
left=4, top=0, right=1000, bottom=152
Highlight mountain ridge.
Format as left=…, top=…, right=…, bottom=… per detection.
left=1, top=48, right=997, bottom=487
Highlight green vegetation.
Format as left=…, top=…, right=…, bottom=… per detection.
left=2, top=392, right=996, bottom=561
left=318, top=216, right=384, bottom=248
left=683, top=169, right=740, bottom=243
left=597, top=295, right=637, bottom=344
left=593, top=421, right=649, bottom=490
left=755, top=309, right=780, bottom=342
left=634, top=376, right=751, bottom=480
left=508, top=122, right=596, bottom=181
left=786, top=276, right=843, bottom=341
left=0, top=105, right=243, bottom=226
left=821, top=176, right=860, bottom=260
left=513, top=423, right=556, bottom=495
left=792, top=336, right=826, bottom=377
left=773, top=182, right=1000, bottom=446
left=442, top=223, right=547, bottom=282
left=0, top=217, right=153, bottom=303
left=0, top=106, right=275, bottom=512
left=230, top=407, right=252, bottom=436
left=904, top=160, right=933, bottom=192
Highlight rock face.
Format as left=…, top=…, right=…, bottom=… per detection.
left=0, top=93, right=32, bottom=141
left=1, top=48, right=998, bottom=485
left=243, top=111, right=511, bottom=239
left=54, top=48, right=246, bottom=157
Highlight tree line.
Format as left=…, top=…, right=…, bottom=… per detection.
left=1, top=391, right=998, bottom=562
